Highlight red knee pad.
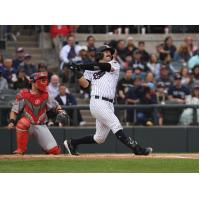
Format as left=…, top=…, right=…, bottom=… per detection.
left=16, top=117, right=30, bottom=131
left=47, top=146, right=61, bottom=155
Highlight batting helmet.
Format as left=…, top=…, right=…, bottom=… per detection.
left=96, top=45, right=115, bottom=61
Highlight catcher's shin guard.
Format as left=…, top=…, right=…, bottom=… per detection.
left=47, top=146, right=61, bottom=155
left=13, top=117, right=30, bottom=154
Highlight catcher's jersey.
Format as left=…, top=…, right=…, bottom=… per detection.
left=11, top=89, right=59, bottom=124
left=83, top=60, right=120, bottom=99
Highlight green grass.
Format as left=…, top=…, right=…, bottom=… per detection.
left=0, top=158, right=198, bottom=173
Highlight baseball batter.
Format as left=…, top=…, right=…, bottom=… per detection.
left=64, top=45, right=152, bottom=155
left=8, top=72, right=68, bottom=155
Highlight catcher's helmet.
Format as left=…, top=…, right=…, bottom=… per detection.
left=30, top=72, right=48, bottom=82
left=96, top=45, right=115, bottom=61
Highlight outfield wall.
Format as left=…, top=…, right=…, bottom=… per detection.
left=0, top=126, right=198, bottom=154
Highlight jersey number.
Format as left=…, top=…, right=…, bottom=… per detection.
left=93, top=71, right=106, bottom=80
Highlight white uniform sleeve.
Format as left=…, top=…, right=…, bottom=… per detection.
left=83, top=70, right=93, bottom=81
left=47, top=95, right=59, bottom=110
left=11, top=99, right=25, bottom=114
left=60, top=45, right=69, bottom=63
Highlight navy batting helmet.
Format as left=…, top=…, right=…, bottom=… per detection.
left=96, top=45, right=115, bottom=61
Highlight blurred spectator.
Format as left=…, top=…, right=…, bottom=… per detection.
left=156, top=44, right=175, bottom=75
left=0, top=67, right=8, bottom=90
left=123, top=55, right=133, bottom=69
left=155, top=82, right=168, bottom=126
left=179, top=66, right=192, bottom=87
left=156, top=82, right=167, bottom=104
left=13, top=68, right=30, bottom=90
left=145, top=71, right=155, bottom=84
left=116, top=39, right=127, bottom=61
left=124, top=36, right=137, bottom=56
left=132, top=65, right=146, bottom=80
left=163, top=36, right=177, bottom=59
left=48, top=74, right=60, bottom=98
left=138, top=41, right=150, bottom=63
left=179, top=85, right=199, bottom=125
left=168, top=73, right=190, bottom=104
left=86, top=35, right=96, bottom=51
left=0, top=51, right=4, bottom=66
left=60, top=35, right=81, bottom=70
left=78, top=46, right=91, bottom=64
left=117, top=69, right=133, bottom=104
left=132, top=50, right=147, bottom=72
left=87, top=47, right=96, bottom=63
left=38, top=63, right=53, bottom=81
left=55, top=84, right=86, bottom=126
left=173, top=44, right=191, bottom=63
left=126, top=76, right=144, bottom=124
left=50, top=25, right=73, bottom=57
left=190, top=64, right=199, bottom=88
left=13, top=47, right=24, bottom=72
left=137, top=85, right=157, bottom=126
left=147, top=54, right=160, bottom=78
left=156, top=64, right=173, bottom=92
left=19, top=53, right=37, bottom=77
left=188, top=50, right=199, bottom=70
left=184, top=36, right=198, bottom=56
left=2, top=58, right=15, bottom=88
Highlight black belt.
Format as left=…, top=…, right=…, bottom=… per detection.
left=94, top=95, right=114, bottom=103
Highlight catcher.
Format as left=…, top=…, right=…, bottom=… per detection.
left=8, top=72, right=69, bottom=155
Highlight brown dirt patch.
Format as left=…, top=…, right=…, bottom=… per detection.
left=0, top=153, right=198, bottom=160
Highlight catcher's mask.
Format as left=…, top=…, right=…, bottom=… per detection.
left=30, top=72, right=48, bottom=92
left=96, top=45, right=115, bottom=61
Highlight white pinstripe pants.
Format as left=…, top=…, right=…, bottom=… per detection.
left=90, top=97, right=123, bottom=144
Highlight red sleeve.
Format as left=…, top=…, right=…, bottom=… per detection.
left=16, top=89, right=29, bottom=101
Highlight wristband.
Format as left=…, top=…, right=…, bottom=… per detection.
left=9, top=119, right=15, bottom=124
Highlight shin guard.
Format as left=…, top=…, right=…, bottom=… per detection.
left=14, top=117, right=30, bottom=154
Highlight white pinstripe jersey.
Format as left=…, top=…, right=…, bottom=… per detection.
left=83, top=60, right=120, bottom=99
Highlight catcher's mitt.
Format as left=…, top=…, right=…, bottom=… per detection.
left=56, top=111, right=70, bottom=126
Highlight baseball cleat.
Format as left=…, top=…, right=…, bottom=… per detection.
left=12, top=149, right=25, bottom=155
left=133, top=145, right=153, bottom=156
left=64, top=139, right=79, bottom=156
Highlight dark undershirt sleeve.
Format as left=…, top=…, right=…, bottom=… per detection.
left=79, top=63, right=111, bottom=72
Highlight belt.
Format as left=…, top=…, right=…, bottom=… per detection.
left=94, top=95, right=114, bottom=103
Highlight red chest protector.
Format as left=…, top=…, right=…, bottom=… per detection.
left=17, top=89, right=49, bottom=124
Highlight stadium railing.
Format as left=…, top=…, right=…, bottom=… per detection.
left=0, top=104, right=198, bottom=126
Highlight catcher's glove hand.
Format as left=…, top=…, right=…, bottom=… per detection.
left=56, top=110, right=70, bottom=126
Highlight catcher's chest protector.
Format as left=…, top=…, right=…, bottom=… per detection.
left=22, top=90, right=48, bottom=124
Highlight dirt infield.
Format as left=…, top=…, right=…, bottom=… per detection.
left=0, top=153, right=198, bottom=160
